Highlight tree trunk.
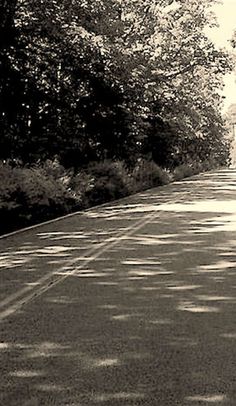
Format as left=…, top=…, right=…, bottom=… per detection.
left=0, top=0, right=18, bottom=47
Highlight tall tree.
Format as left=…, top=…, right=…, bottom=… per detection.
left=0, top=0, right=233, bottom=167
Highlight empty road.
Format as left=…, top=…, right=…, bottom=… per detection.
left=0, top=169, right=236, bottom=406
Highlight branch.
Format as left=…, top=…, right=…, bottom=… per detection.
left=154, top=62, right=197, bottom=81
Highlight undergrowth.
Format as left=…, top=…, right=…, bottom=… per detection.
left=0, top=158, right=221, bottom=235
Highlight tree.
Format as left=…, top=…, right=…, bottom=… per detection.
left=0, top=0, right=233, bottom=168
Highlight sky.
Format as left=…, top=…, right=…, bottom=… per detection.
left=206, top=0, right=236, bottom=112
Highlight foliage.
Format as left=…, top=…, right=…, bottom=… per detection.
left=0, top=161, right=77, bottom=233
left=0, top=154, right=226, bottom=235
left=84, top=160, right=132, bottom=205
left=173, top=164, right=200, bottom=181
left=0, top=0, right=233, bottom=169
left=172, top=157, right=224, bottom=181
left=132, top=159, right=171, bottom=191
left=1, top=0, right=233, bottom=234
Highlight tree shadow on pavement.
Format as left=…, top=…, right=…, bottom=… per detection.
left=1, top=169, right=236, bottom=405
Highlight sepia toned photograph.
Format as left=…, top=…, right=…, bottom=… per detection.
left=0, top=0, right=236, bottom=405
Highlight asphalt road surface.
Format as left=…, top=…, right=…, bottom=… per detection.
left=1, top=169, right=236, bottom=406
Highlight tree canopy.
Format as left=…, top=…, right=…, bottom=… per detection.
left=0, top=0, right=233, bottom=168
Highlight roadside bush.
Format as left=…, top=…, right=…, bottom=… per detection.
left=69, top=170, right=94, bottom=209
left=84, top=160, right=132, bottom=205
left=0, top=163, right=20, bottom=216
left=18, top=166, right=76, bottom=217
left=172, top=158, right=221, bottom=181
left=200, top=158, right=222, bottom=171
left=132, top=159, right=171, bottom=192
left=173, top=164, right=200, bottom=181
left=40, top=158, right=73, bottom=186
left=0, top=162, right=77, bottom=234
left=0, top=155, right=222, bottom=235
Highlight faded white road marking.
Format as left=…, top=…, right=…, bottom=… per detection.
left=0, top=201, right=175, bottom=320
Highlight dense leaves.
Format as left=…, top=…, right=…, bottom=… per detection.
left=0, top=0, right=233, bottom=168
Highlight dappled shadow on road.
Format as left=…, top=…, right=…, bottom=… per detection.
left=83, top=169, right=236, bottom=220
left=1, top=169, right=236, bottom=405
left=0, top=225, right=128, bottom=306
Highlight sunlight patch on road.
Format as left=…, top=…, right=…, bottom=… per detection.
left=9, top=370, right=44, bottom=378
left=0, top=255, right=30, bottom=268
left=46, top=295, right=78, bottom=304
left=196, top=295, right=234, bottom=302
left=35, top=384, right=66, bottom=392
left=94, top=358, right=119, bottom=367
left=0, top=244, right=84, bottom=270
left=186, top=394, right=227, bottom=403
left=157, top=199, right=236, bottom=214
left=0, top=342, right=11, bottom=350
left=210, top=276, right=225, bottom=282
left=111, top=313, right=143, bottom=321
left=167, top=285, right=201, bottom=291
left=122, top=234, right=179, bottom=246
left=178, top=301, right=219, bottom=313
left=112, top=314, right=132, bottom=321
left=32, top=246, right=77, bottom=256
left=26, top=342, right=70, bottom=359
left=0, top=342, right=32, bottom=351
left=38, top=231, right=89, bottom=240
left=221, top=333, right=236, bottom=339
left=55, top=268, right=109, bottom=278
left=94, top=281, right=119, bottom=286
left=196, top=214, right=236, bottom=234
left=77, top=272, right=107, bottom=278
left=128, top=270, right=173, bottom=276
left=122, top=259, right=161, bottom=266
left=196, top=260, right=236, bottom=273
left=94, top=392, right=145, bottom=402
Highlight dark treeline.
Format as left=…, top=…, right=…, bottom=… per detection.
left=0, top=0, right=233, bottom=168
left=0, top=0, right=234, bottom=233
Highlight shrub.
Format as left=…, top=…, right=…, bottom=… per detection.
left=132, top=159, right=171, bottom=192
left=69, top=170, right=94, bottom=209
left=0, top=163, right=20, bottom=212
left=40, top=158, right=73, bottom=187
left=0, top=155, right=218, bottom=235
left=84, top=160, right=132, bottom=205
left=200, top=158, right=222, bottom=171
left=173, top=164, right=199, bottom=181
left=0, top=162, right=77, bottom=234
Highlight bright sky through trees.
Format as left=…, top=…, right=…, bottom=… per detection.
left=206, top=0, right=236, bottom=112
